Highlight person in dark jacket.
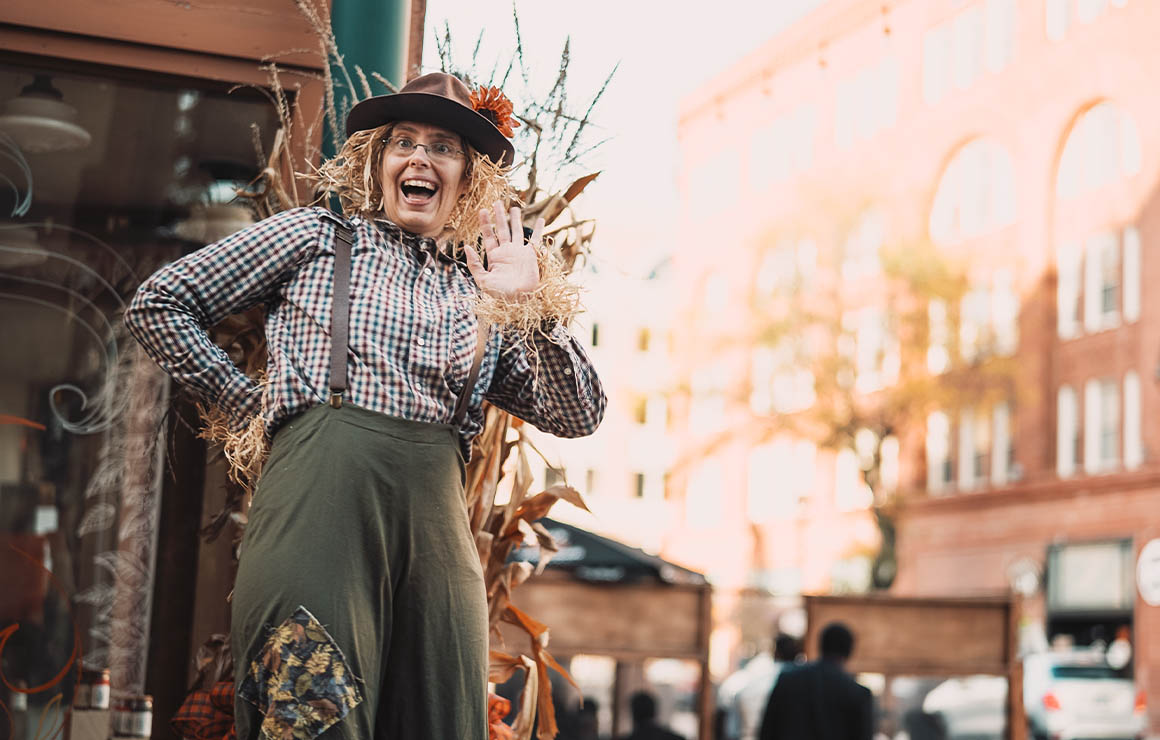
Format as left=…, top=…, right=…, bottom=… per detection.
left=757, top=622, right=874, bottom=740
left=619, top=691, right=684, bottom=740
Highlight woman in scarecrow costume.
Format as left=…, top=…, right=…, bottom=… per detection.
left=125, top=72, right=606, bottom=740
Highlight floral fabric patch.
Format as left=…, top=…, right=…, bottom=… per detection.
left=238, top=606, right=363, bottom=740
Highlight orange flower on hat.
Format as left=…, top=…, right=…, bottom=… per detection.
left=470, top=85, right=521, bottom=138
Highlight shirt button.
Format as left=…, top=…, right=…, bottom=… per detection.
left=563, top=367, right=573, bottom=376
left=416, top=337, right=426, bottom=346
left=425, top=267, right=434, bottom=276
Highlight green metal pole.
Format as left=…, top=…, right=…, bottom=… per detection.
left=326, top=0, right=409, bottom=158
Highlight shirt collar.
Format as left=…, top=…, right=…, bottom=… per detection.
left=368, top=217, right=457, bottom=263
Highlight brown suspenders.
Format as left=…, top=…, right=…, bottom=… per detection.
left=322, top=212, right=488, bottom=426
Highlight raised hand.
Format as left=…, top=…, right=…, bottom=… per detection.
left=465, top=200, right=544, bottom=300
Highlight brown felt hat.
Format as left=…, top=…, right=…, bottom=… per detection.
left=345, top=72, right=516, bottom=166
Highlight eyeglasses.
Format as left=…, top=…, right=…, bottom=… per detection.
left=382, top=136, right=465, bottom=162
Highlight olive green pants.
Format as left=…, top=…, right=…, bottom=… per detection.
left=231, top=403, right=488, bottom=740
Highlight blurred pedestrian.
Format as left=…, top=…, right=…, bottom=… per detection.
left=757, top=622, right=873, bottom=740
left=619, top=691, right=684, bottom=740
left=719, top=634, right=800, bottom=740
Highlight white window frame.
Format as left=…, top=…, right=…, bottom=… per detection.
left=1123, top=227, right=1140, bottom=322
left=1084, top=377, right=1120, bottom=473
left=1124, top=371, right=1142, bottom=470
left=1057, top=240, right=1082, bottom=339
left=1058, top=385, right=1078, bottom=477
left=992, top=401, right=1012, bottom=485
left=927, top=411, right=953, bottom=493
left=1083, top=231, right=1119, bottom=332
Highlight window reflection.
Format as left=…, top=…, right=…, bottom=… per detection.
left=0, top=58, right=278, bottom=735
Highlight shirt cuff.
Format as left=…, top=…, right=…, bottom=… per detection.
left=216, top=373, right=263, bottom=432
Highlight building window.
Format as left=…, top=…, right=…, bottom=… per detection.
left=1057, top=385, right=1079, bottom=477
left=992, top=401, right=1015, bottom=485
left=544, top=466, right=566, bottom=488
left=750, top=103, right=816, bottom=188
left=958, top=407, right=991, bottom=491
left=637, top=327, right=651, bottom=352
left=926, top=411, right=954, bottom=493
left=844, top=307, right=898, bottom=394
left=930, top=138, right=1017, bottom=245
left=1046, top=0, right=1070, bottom=40
left=633, top=397, right=648, bottom=425
left=835, top=55, right=899, bottom=149
left=585, top=468, right=598, bottom=496
left=1048, top=0, right=1127, bottom=40
left=952, top=5, right=984, bottom=91
left=590, top=322, right=600, bottom=347
left=925, top=1, right=1015, bottom=104
left=633, top=472, right=646, bottom=499
left=1124, top=371, right=1143, bottom=470
left=984, top=0, right=1017, bottom=72
left=1057, top=240, right=1082, bottom=339
left=747, top=441, right=790, bottom=521
left=686, top=460, right=723, bottom=528
left=1055, top=102, right=1142, bottom=200
left=1060, top=225, right=1138, bottom=339
left=1123, top=227, right=1141, bottom=322
left=1083, top=230, right=1119, bottom=332
left=1084, top=377, right=1119, bottom=473
left=960, top=285, right=991, bottom=363
left=1047, top=540, right=1134, bottom=614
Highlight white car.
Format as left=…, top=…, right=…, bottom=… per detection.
left=921, top=674, right=1008, bottom=740
left=1023, top=652, right=1146, bottom=740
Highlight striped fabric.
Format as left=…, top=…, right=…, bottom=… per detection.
left=124, top=207, right=604, bottom=458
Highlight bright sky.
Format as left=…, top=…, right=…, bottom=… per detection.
left=421, top=0, right=825, bottom=275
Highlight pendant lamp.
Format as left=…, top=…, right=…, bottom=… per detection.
left=0, top=75, right=92, bottom=154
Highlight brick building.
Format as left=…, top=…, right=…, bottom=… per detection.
left=671, top=0, right=1160, bottom=730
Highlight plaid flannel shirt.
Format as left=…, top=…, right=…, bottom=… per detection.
left=124, top=207, right=605, bottom=459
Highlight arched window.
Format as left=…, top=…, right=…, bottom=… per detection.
left=929, top=139, right=1017, bottom=245
left=1055, top=101, right=1142, bottom=200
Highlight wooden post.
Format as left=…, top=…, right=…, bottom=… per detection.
left=1008, top=594, right=1025, bottom=740
left=698, top=585, right=714, bottom=740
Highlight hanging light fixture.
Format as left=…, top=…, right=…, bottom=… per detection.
left=0, top=75, right=92, bottom=154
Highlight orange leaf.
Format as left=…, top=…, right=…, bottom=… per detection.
left=544, top=484, right=590, bottom=513
left=540, top=647, right=580, bottom=693
left=534, top=657, right=558, bottom=740
left=561, top=172, right=601, bottom=205
left=489, top=651, right=526, bottom=684
left=503, top=603, right=549, bottom=642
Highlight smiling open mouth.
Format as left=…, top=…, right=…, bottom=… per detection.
left=400, top=179, right=438, bottom=204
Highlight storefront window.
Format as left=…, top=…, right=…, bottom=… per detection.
left=1, top=56, right=278, bottom=734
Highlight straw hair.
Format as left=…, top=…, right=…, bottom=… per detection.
left=198, top=398, right=269, bottom=493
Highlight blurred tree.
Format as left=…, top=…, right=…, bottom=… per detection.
left=706, top=190, right=1020, bottom=590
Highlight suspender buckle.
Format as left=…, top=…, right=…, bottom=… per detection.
left=329, top=391, right=343, bottom=409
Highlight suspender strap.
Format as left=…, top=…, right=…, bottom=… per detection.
left=326, top=216, right=355, bottom=408
left=451, top=320, right=490, bottom=427
left=322, top=211, right=484, bottom=423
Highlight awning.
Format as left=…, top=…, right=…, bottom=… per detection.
left=511, top=518, right=707, bottom=586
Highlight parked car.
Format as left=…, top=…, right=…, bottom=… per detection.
left=921, top=674, right=1007, bottom=740
left=1023, top=651, right=1146, bottom=740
